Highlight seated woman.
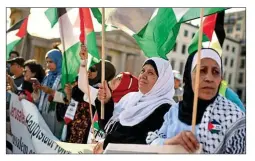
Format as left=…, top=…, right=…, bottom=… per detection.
left=146, top=48, right=245, bottom=154
left=93, top=57, right=176, bottom=153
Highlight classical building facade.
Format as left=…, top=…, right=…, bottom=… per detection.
left=8, top=8, right=246, bottom=102
left=8, top=8, right=146, bottom=77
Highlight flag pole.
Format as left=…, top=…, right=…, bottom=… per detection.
left=20, top=35, right=27, bottom=58
left=101, top=8, right=105, bottom=119
left=86, top=71, right=95, bottom=141
left=58, top=12, right=69, bottom=84
left=191, top=8, right=204, bottom=134
left=79, top=8, right=96, bottom=141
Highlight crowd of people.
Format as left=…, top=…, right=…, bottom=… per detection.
left=6, top=43, right=246, bottom=154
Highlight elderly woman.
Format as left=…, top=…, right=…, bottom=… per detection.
left=146, top=48, right=245, bottom=154
left=93, top=57, right=176, bottom=153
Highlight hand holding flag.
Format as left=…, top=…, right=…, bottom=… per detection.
left=79, top=44, right=88, bottom=60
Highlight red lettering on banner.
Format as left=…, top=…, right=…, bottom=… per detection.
left=11, top=107, right=26, bottom=125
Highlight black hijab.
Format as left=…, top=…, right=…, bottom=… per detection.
left=178, top=48, right=222, bottom=125
left=88, top=60, right=116, bottom=86
left=72, top=60, right=116, bottom=102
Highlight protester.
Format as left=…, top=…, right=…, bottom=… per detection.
left=18, top=59, right=45, bottom=103
left=146, top=48, right=245, bottom=154
left=32, top=49, right=66, bottom=139
left=77, top=45, right=139, bottom=143
left=6, top=57, right=25, bottom=93
left=6, top=52, right=21, bottom=130
left=172, top=70, right=184, bottom=102
left=9, top=51, right=20, bottom=60
left=7, top=51, right=20, bottom=75
left=62, top=44, right=116, bottom=143
left=86, top=72, right=139, bottom=143
left=93, top=57, right=175, bottom=153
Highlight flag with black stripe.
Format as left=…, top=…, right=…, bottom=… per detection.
left=188, top=11, right=226, bottom=56
left=6, top=17, right=28, bottom=59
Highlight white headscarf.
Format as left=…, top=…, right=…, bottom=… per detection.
left=191, top=48, right=222, bottom=74
left=106, top=57, right=175, bottom=128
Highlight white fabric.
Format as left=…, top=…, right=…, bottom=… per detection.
left=83, top=88, right=98, bottom=106
left=61, top=124, right=68, bottom=141
left=64, top=99, right=79, bottom=121
left=78, top=59, right=98, bottom=106
left=173, top=70, right=182, bottom=80
left=53, top=91, right=65, bottom=104
left=113, top=57, right=176, bottom=126
left=191, top=48, right=222, bottom=74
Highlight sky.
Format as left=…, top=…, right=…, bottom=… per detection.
left=6, top=8, right=246, bottom=39
left=190, top=8, right=245, bottom=26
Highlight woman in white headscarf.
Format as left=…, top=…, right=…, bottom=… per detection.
left=146, top=48, right=245, bottom=154
left=93, top=57, right=176, bottom=153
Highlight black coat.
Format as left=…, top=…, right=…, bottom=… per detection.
left=95, top=98, right=171, bottom=149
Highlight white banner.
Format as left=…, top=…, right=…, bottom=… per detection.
left=104, top=143, right=202, bottom=154
left=9, top=92, right=196, bottom=154
left=9, top=92, right=95, bottom=154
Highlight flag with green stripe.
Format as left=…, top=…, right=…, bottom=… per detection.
left=44, top=8, right=101, bottom=88
left=103, top=8, right=228, bottom=59
left=44, top=8, right=81, bottom=88
left=6, top=17, right=28, bottom=60
left=79, top=8, right=100, bottom=69
left=188, top=11, right=226, bottom=56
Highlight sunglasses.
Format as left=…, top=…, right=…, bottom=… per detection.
left=89, top=66, right=97, bottom=72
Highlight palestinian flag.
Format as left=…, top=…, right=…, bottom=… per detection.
left=6, top=17, right=28, bottom=60
left=188, top=11, right=226, bottom=56
left=44, top=8, right=81, bottom=88
left=79, top=8, right=100, bottom=70
left=44, top=8, right=100, bottom=87
left=104, top=8, right=228, bottom=59
left=87, top=112, right=105, bottom=143
left=27, top=8, right=61, bottom=39
left=208, top=119, right=222, bottom=134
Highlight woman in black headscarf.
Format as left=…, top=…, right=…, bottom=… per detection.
left=62, top=45, right=116, bottom=144
left=146, top=48, right=246, bottom=154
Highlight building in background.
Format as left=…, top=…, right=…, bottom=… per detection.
left=8, top=8, right=145, bottom=77
left=8, top=8, right=246, bottom=102
left=224, top=10, right=246, bottom=103
left=167, top=10, right=246, bottom=103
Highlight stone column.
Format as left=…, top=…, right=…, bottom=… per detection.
left=120, top=52, right=127, bottom=73
left=125, top=54, right=135, bottom=74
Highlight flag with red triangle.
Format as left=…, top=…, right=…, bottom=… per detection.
left=188, top=11, right=226, bottom=56
left=6, top=17, right=28, bottom=60
left=44, top=8, right=100, bottom=88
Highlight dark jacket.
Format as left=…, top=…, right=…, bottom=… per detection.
left=95, top=98, right=171, bottom=149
